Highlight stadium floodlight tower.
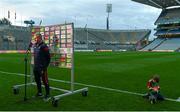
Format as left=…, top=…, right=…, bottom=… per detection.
left=106, top=3, right=112, bottom=30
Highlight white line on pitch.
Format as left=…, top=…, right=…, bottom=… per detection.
left=0, top=70, right=179, bottom=102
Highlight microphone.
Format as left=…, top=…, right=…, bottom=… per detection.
left=27, top=42, right=33, bottom=51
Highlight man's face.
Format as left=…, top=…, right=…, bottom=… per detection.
left=35, top=35, right=42, bottom=44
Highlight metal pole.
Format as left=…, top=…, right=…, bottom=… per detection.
left=87, top=28, right=88, bottom=50
left=71, top=23, right=74, bottom=92
left=24, top=52, right=28, bottom=101
left=71, top=60, right=74, bottom=92
left=107, top=13, right=109, bottom=30
left=86, top=17, right=89, bottom=50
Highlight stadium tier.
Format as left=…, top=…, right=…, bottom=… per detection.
left=154, top=38, right=180, bottom=51
left=155, top=29, right=180, bottom=36
left=0, top=25, right=30, bottom=50
left=141, top=38, right=165, bottom=51
left=133, top=0, right=180, bottom=52
left=74, top=28, right=151, bottom=51
left=155, top=8, right=180, bottom=25
left=0, top=25, right=151, bottom=51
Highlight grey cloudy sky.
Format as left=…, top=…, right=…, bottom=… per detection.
left=0, top=0, right=161, bottom=38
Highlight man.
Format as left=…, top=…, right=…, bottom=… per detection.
left=33, top=34, right=51, bottom=101
left=143, top=75, right=164, bottom=104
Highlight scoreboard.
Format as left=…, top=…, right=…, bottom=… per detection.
left=31, top=23, right=74, bottom=69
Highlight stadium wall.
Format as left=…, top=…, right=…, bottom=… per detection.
left=0, top=25, right=31, bottom=50
left=0, top=25, right=151, bottom=51
left=74, top=28, right=151, bottom=51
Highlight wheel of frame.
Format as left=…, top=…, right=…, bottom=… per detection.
left=52, top=99, right=58, bottom=107
left=82, top=91, right=88, bottom=97
left=13, top=88, right=19, bottom=95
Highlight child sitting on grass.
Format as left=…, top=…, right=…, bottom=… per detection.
left=143, top=75, right=164, bottom=104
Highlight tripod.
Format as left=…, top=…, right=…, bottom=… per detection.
left=24, top=49, right=30, bottom=101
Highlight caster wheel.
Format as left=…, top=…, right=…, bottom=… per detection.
left=82, top=91, right=88, bottom=97
left=52, top=99, right=58, bottom=107
left=13, top=88, right=19, bottom=95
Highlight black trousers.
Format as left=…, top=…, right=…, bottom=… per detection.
left=33, top=67, right=50, bottom=96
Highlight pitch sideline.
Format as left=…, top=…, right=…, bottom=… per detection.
left=0, top=70, right=179, bottom=103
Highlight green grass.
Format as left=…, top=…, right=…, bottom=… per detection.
left=0, top=52, right=180, bottom=111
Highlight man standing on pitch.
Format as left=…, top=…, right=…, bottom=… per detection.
left=33, top=34, right=51, bottom=101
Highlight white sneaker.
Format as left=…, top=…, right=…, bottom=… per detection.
left=32, top=93, right=44, bottom=98
left=43, top=95, right=51, bottom=102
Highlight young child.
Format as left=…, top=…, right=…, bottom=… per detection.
left=143, top=75, right=164, bottom=104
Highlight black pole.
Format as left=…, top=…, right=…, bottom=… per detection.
left=107, top=17, right=109, bottom=30
left=23, top=20, right=34, bottom=101
left=106, top=13, right=109, bottom=30
left=24, top=50, right=29, bottom=101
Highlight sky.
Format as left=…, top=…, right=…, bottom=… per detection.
left=0, top=0, right=161, bottom=39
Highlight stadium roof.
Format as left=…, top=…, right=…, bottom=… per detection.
left=132, top=0, right=180, bottom=9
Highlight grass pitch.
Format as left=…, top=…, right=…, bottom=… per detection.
left=0, top=52, right=180, bottom=111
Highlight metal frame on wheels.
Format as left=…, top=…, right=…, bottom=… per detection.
left=13, top=23, right=88, bottom=107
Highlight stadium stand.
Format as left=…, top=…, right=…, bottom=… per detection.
left=133, top=0, right=180, bottom=52
left=0, top=25, right=150, bottom=51
left=0, top=25, right=30, bottom=50
left=74, top=28, right=151, bottom=51
left=141, top=38, right=165, bottom=51
left=155, top=8, right=180, bottom=25
left=154, top=38, right=180, bottom=51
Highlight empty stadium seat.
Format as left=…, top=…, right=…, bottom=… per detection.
left=154, top=38, right=180, bottom=51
